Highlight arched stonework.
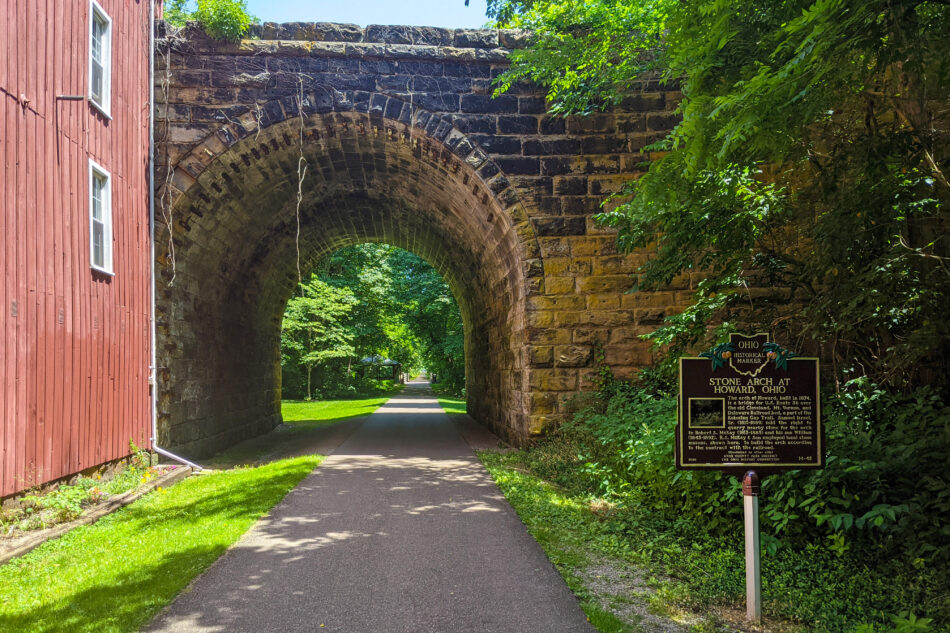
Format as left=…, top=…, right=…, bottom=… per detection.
left=157, top=103, right=539, bottom=455
left=156, top=23, right=689, bottom=458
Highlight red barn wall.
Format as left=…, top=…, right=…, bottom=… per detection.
left=1, top=0, right=155, bottom=497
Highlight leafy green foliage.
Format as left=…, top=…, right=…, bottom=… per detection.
left=482, top=376, right=949, bottom=631
left=385, top=249, right=466, bottom=394
left=477, top=0, right=537, bottom=26
left=494, top=0, right=950, bottom=391
left=162, top=0, right=191, bottom=26
left=281, top=244, right=465, bottom=400
left=2, top=442, right=159, bottom=532
left=563, top=374, right=950, bottom=557
left=162, top=0, right=255, bottom=42
left=281, top=276, right=357, bottom=400
left=493, top=0, right=667, bottom=115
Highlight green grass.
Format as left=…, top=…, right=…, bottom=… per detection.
left=479, top=448, right=948, bottom=633
left=435, top=395, right=466, bottom=415
left=204, top=396, right=401, bottom=468
left=281, top=396, right=394, bottom=428
left=478, top=450, right=651, bottom=632
left=0, top=456, right=320, bottom=633
left=581, top=602, right=642, bottom=633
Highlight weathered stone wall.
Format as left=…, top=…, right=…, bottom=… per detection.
left=154, top=22, right=688, bottom=457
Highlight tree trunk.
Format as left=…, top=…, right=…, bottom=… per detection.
left=306, top=365, right=313, bottom=401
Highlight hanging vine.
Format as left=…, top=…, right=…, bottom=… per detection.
left=293, top=71, right=309, bottom=287
left=156, top=33, right=181, bottom=287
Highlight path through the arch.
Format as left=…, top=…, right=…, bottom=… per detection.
left=145, top=380, right=594, bottom=633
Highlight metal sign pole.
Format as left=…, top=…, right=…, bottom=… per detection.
left=742, top=470, right=762, bottom=623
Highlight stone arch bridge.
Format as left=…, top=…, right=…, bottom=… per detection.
left=154, top=21, right=687, bottom=457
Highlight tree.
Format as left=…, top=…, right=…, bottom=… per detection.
left=316, top=244, right=423, bottom=373
left=281, top=276, right=357, bottom=400
left=282, top=244, right=466, bottom=398
left=494, top=0, right=950, bottom=390
left=386, top=249, right=466, bottom=393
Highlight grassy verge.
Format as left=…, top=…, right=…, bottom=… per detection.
left=480, top=447, right=946, bottom=633
left=435, top=394, right=466, bottom=415
left=480, top=450, right=708, bottom=633
left=281, top=395, right=396, bottom=428
left=0, top=456, right=320, bottom=633
left=432, top=384, right=466, bottom=415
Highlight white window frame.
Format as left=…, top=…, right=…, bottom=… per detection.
left=89, top=159, right=114, bottom=275
left=88, top=0, right=112, bottom=118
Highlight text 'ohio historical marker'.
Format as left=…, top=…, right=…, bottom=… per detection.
left=676, top=333, right=822, bottom=472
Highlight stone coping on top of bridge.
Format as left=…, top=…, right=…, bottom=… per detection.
left=167, top=21, right=529, bottom=61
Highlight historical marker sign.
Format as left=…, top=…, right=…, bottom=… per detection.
left=676, top=333, right=822, bottom=471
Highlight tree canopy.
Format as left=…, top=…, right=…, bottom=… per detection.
left=281, top=278, right=357, bottom=401
left=281, top=244, right=465, bottom=399
left=493, top=0, right=950, bottom=390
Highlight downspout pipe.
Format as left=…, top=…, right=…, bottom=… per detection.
left=148, top=1, right=202, bottom=472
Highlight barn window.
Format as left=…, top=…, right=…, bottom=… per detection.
left=89, top=0, right=112, bottom=117
left=89, top=159, right=113, bottom=274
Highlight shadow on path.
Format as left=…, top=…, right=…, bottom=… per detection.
left=145, top=381, right=594, bottom=633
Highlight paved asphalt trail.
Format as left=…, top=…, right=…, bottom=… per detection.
left=145, top=381, right=595, bottom=633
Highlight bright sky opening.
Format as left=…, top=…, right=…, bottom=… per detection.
left=243, top=0, right=491, bottom=28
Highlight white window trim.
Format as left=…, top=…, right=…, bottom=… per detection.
left=88, top=0, right=112, bottom=119
left=89, top=158, right=114, bottom=275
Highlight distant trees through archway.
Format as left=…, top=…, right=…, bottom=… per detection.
left=280, top=244, right=465, bottom=402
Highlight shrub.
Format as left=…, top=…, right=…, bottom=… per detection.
left=193, top=0, right=253, bottom=41
left=519, top=376, right=949, bottom=629
left=163, top=0, right=254, bottom=42
left=555, top=377, right=950, bottom=562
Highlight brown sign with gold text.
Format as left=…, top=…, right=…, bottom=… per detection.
left=676, top=333, right=822, bottom=471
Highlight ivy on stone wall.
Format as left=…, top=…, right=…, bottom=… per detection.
left=494, top=0, right=950, bottom=392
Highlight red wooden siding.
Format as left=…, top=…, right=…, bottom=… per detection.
left=1, top=0, right=155, bottom=497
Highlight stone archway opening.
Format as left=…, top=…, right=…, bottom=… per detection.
left=156, top=108, right=535, bottom=457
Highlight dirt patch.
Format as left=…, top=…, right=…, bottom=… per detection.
left=576, top=558, right=765, bottom=633
left=577, top=555, right=806, bottom=633
left=709, top=606, right=805, bottom=633
left=577, top=556, right=702, bottom=632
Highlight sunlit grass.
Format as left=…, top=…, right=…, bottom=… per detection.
left=204, top=396, right=401, bottom=468
left=478, top=450, right=641, bottom=632
left=281, top=396, right=394, bottom=428
left=435, top=395, right=466, bottom=415
left=0, top=456, right=320, bottom=633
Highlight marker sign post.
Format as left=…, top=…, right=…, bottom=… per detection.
left=676, top=333, right=822, bottom=622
